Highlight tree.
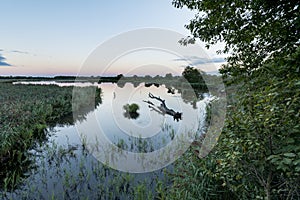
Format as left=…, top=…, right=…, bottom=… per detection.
left=165, top=73, right=173, bottom=79
left=170, top=0, right=300, bottom=199
left=116, top=74, right=124, bottom=80
left=182, top=66, right=207, bottom=91
left=173, top=0, right=300, bottom=79
left=182, top=66, right=201, bottom=82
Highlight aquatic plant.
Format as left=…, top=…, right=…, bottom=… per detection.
left=0, top=82, right=102, bottom=189
left=123, top=103, right=140, bottom=119
left=0, top=134, right=171, bottom=199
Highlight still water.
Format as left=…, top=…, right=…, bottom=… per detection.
left=5, top=81, right=210, bottom=199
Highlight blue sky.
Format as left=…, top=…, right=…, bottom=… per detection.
left=0, top=0, right=225, bottom=76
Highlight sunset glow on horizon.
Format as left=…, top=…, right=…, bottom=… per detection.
left=0, top=0, right=226, bottom=77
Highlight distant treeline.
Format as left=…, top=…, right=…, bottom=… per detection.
left=1, top=69, right=222, bottom=95
left=0, top=76, right=75, bottom=80
left=0, top=75, right=127, bottom=82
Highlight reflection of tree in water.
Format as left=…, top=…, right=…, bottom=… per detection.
left=167, top=87, right=175, bottom=94
left=72, top=87, right=102, bottom=123
left=116, top=80, right=126, bottom=88
left=115, top=66, right=209, bottom=108
left=132, top=81, right=140, bottom=88
left=145, top=82, right=159, bottom=87
left=123, top=111, right=139, bottom=119
left=180, top=88, right=198, bottom=109
left=121, top=80, right=206, bottom=108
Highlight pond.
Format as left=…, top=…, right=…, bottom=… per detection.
left=3, top=81, right=210, bottom=199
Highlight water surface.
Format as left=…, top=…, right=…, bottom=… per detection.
left=4, top=81, right=209, bottom=199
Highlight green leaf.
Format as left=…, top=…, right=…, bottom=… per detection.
left=283, top=153, right=296, bottom=158
left=267, top=155, right=278, bottom=161
left=293, top=160, right=300, bottom=166
left=283, top=158, right=292, bottom=165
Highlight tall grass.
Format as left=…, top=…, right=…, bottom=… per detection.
left=0, top=82, right=101, bottom=189
left=0, top=132, right=170, bottom=199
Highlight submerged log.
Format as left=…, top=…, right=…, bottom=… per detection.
left=144, top=93, right=182, bottom=121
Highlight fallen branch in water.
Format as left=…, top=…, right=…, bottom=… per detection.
left=144, top=93, right=182, bottom=121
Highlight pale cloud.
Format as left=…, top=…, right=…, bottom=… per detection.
left=0, top=53, right=11, bottom=66
left=11, top=50, right=29, bottom=54
left=174, top=55, right=225, bottom=65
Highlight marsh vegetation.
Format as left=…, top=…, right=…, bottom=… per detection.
left=0, top=82, right=101, bottom=191
left=0, top=69, right=211, bottom=199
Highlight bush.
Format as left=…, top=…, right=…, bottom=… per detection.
left=123, top=103, right=139, bottom=113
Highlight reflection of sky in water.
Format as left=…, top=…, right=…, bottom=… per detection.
left=76, top=82, right=205, bottom=153
left=13, top=81, right=97, bottom=87
left=7, top=81, right=209, bottom=198
left=13, top=81, right=207, bottom=153
left=13, top=80, right=207, bottom=154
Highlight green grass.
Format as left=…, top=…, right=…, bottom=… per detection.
left=0, top=79, right=218, bottom=199
left=0, top=82, right=101, bottom=189
left=0, top=136, right=168, bottom=199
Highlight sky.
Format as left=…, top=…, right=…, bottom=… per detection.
left=0, top=0, right=226, bottom=77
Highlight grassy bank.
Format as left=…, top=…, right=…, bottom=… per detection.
left=0, top=82, right=101, bottom=188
